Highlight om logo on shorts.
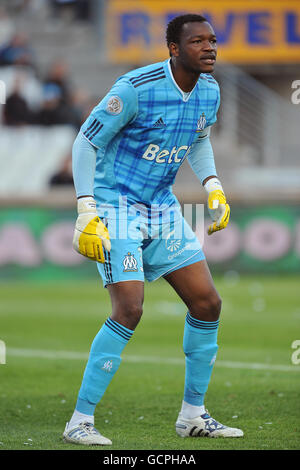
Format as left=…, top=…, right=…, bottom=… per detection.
left=123, top=252, right=138, bottom=272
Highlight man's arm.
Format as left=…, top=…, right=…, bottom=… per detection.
left=187, top=128, right=217, bottom=185
left=72, top=132, right=110, bottom=261
left=72, top=131, right=97, bottom=199
left=73, top=79, right=138, bottom=197
left=71, top=79, right=138, bottom=261
left=187, top=129, right=230, bottom=235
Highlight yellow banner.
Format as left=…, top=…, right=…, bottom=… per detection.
left=106, top=0, right=300, bottom=64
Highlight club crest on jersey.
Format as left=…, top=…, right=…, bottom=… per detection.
left=196, top=112, right=206, bottom=132
left=123, top=252, right=138, bottom=272
left=106, top=96, right=123, bottom=115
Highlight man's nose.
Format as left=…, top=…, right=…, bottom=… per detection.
left=202, top=40, right=215, bottom=51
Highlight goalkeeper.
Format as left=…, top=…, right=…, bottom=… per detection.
left=63, top=13, right=243, bottom=445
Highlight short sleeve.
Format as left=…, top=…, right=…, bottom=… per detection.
left=80, top=79, right=138, bottom=149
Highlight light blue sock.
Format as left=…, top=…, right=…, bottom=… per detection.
left=183, top=312, right=219, bottom=407
left=76, top=317, right=134, bottom=415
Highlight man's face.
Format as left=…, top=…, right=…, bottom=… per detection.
left=172, top=21, right=217, bottom=73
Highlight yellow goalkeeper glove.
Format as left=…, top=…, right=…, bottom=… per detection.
left=204, top=178, right=230, bottom=235
left=72, top=197, right=111, bottom=262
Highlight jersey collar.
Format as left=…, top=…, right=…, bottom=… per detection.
left=164, top=59, right=198, bottom=102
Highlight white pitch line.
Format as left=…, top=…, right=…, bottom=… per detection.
left=6, top=348, right=299, bottom=373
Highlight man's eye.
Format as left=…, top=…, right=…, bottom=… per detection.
left=193, top=39, right=217, bottom=44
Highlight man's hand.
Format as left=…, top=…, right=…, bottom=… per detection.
left=203, top=178, right=230, bottom=236
left=73, top=197, right=111, bottom=262
left=207, top=189, right=230, bottom=235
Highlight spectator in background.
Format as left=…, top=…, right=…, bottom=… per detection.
left=41, top=60, right=87, bottom=128
left=2, top=64, right=89, bottom=129
left=49, top=152, right=73, bottom=186
left=3, top=73, right=35, bottom=125
left=0, top=32, right=35, bottom=68
left=34, top=82, right=75, bottom=126
left=50, top=0, right=91, bottom=22
left=43, top=60, right=71, bottom=106
left=68, top=88, right=90, bottom=127
left=3, top=92, right=33, bottom=125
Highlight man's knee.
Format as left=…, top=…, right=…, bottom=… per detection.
left=208, top=293, right=222, bottom=320
left=111, top=300, right=143, bottom=330
left=108, top=282, right=144, bottom=330
left=189, top=290, right=222, bottom=322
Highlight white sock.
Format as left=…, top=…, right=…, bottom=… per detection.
left=180, top=400, right=206, bottom=419
left=68, top=409, right=94, bottom=429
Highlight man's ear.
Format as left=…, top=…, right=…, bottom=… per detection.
left=169, top=42, right=179, bottom=58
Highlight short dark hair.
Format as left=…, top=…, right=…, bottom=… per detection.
left=166, top=14, right=208, bottom=48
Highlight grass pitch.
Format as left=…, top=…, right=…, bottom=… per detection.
left=0, top=274, right=299, bottom=451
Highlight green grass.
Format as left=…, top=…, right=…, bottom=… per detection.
left=0, top=275, right=299, bottom=450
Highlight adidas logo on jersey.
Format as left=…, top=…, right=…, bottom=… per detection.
left=153, top=117, right=166, bottom=128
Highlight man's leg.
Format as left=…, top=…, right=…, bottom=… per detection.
left=64, top=281, right=144, bottom=445
left=164, top=260, right=243, bottom=438
left=165, top=259, right=221, bottom=411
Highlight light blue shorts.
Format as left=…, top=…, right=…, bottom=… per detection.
left=97, top=214, right=205, bottom=287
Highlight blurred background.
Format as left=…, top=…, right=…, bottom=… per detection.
left=0, top=0, right=299, bottom=280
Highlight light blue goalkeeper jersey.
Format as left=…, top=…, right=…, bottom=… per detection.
left=80, top=59, right=220, bottom=218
